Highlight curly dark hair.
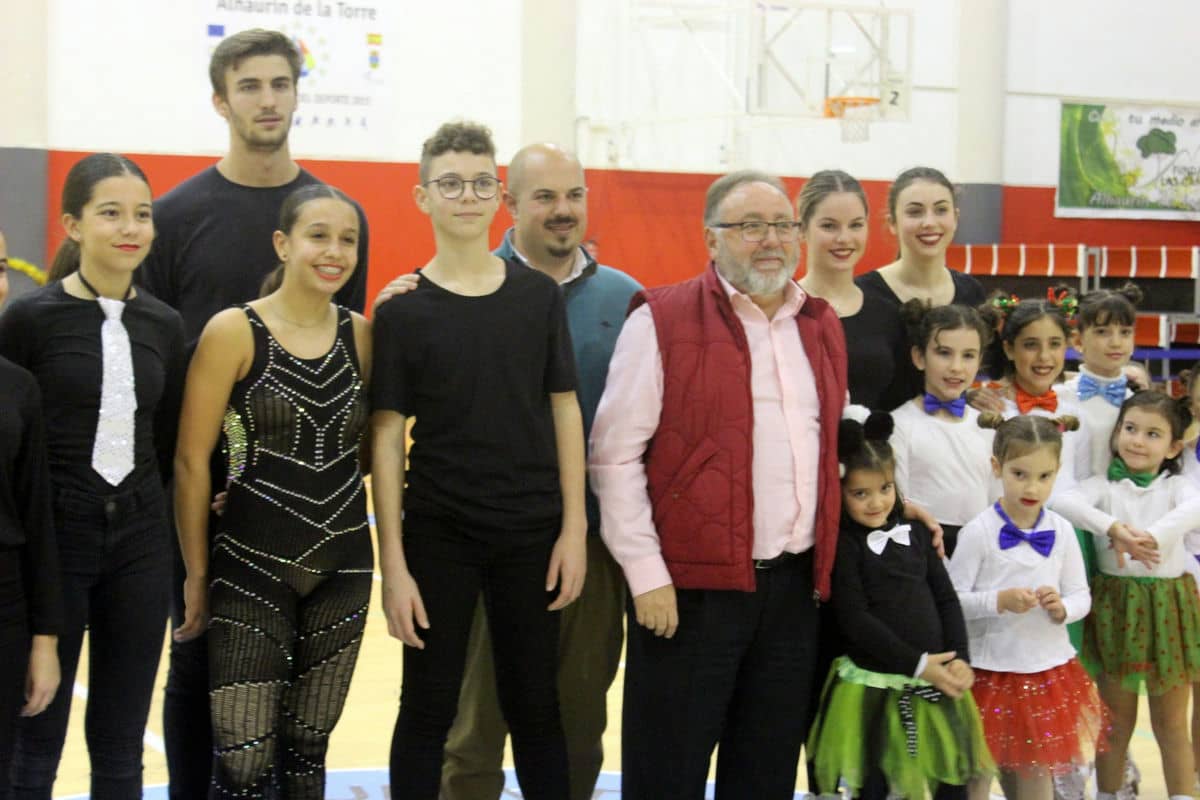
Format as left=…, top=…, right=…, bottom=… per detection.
left=418, top=121, right=497, bottom=183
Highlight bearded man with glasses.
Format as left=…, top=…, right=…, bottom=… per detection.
left=589, top=169, right=848, bottom=799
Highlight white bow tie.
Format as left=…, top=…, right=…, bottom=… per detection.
left=866, top=524, right=911, bottom=555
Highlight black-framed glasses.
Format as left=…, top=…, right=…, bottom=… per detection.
left=424, top=174, right=501, bottom=200
left=710, top=220, right=801, bottom=243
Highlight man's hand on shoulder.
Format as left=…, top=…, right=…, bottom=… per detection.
left=371, top=273, right=421, bottom=314
left=634, top=584, right=679, bottom=638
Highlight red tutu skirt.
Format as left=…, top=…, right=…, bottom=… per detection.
left=972, top=658, right=1109, bottom=775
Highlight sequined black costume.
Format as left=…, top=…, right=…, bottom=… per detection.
left=208, top=306, right=372, bottom=799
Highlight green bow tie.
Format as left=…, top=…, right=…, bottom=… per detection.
left=1107, top=456, right=1157, bottom=488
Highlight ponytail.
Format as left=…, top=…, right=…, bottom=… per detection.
left=48, top=238, right=81, bottom=282
left=258, top=263, right=285, bottom=298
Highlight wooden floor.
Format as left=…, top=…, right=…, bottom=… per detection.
left=50, top=496, right=1179, bottom=798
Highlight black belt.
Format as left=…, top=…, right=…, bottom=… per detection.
left=753, top=550, right=805, bottom=570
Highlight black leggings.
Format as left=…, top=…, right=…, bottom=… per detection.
left=389, top=513, right=567, bottom=800
left=206, top=511, right=372, bottom=799
left=10, top=479, right=170, bottom=800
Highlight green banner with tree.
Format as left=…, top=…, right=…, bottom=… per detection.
left=1058, top=101, right=1200, bottom=221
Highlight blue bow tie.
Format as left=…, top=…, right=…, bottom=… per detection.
left=1077, top=373, right=1127, bottom=407
left=923, top=392, right=966, bottom=417
left=994, top=502, right=1055, bottom=557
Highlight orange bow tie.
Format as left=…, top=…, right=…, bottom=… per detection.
left=1015, top=385, right=1058, bottom=414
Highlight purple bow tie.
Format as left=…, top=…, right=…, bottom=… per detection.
left=923, top=392, right=966, bottom=417
left=994, top=502, right=1055, bottom=557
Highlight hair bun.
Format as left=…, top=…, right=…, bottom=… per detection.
left=863, top=410, right=894, bottom=442
left=838, top=418, right=866, bottom=464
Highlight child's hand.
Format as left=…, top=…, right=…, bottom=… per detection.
left=1107, top=522, right=1160, bottom=569
left=966, top=385, right=1007, bottom=414
left=1036, top=585, right=1067, bottom=624
left=997, top=587, right=1038, bottom=614
left=945, top=658, right=975, bottom=690
left=919, top=651, right=968, bottom=698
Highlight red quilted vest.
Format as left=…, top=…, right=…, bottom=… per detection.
left=632, top=264, right=847, bottom=598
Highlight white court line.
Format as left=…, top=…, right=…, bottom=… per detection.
left=73, top=682, right=166, bottom=754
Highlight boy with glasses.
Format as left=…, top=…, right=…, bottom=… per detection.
left=370, top=121, right=583, bottom=800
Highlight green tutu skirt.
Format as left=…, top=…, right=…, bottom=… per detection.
left=808, top=657, right=994, bottom=799
left=1084, top=572, right=1200, bottom=694
left=1067, top=526, right=1098, bottom=653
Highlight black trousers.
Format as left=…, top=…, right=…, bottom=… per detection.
left=163, top=531, right=211, bottom=800
left=621, top=552, right=820, bottom=800
left=388, top=512, right=568, bottom=800
left=10, top=477, right=169, bottom=800
left=0, top=549, right=30, bottom=796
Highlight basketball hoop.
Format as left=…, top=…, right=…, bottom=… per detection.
left=824, top=96, right=880, bottom=143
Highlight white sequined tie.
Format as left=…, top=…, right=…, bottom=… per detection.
left=93, top=296, right=137, bottom=485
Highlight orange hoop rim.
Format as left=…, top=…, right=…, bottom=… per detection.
left=824, top=96, right=881, bottom=118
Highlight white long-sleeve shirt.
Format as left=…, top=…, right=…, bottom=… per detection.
left=891, top=401, right=997, bottom=526
left=947, top=505, right=1089, bottom=673
left=1051, top=473, right=1200, bottom=579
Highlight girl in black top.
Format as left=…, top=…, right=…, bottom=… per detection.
left=0, top=243, right=62, bottom=794
left=0, top=154, right=185, bottom=800
left=173, top=184, right=374, bottom=799
left=807, top=412, right=993, bottom=799
left=796, top=170, right=909, bottom=411
left=857, top=167, right=986, bottom=401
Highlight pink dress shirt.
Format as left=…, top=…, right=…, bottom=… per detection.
left=589, top=275, right=821, bottom=597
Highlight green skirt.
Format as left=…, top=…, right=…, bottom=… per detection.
left=808, top=657, right=994, bottom=798
left=1067, top=526, right=1098, bottom=653
left=1084, top=572, right=1200, bottom=694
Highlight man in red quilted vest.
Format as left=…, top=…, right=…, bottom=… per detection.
left=589, top=170, right=848, bottom=799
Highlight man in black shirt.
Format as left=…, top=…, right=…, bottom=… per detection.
left=135, top=29, right=370, bottom=800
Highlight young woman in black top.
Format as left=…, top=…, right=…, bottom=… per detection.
left=856, top=167, right=987, bottom=402
left=0, top=235, right=62, bottom=795
left=0, top=154, right=185, bottom=800
left=796, top=170, right=909, bottom=411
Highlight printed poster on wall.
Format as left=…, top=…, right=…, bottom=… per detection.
left=206, top=0, right=392, bottom=158
left=1058, top=101, right=1200, bottom=221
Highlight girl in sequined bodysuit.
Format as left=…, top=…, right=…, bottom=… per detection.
left=173, top=184, right=374, bottom=799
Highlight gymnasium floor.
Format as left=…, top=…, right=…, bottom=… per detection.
left=51, top=493, right=1176, bottom=798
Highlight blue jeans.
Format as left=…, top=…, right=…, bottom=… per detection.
left=10, top=477, right=170, bottom=800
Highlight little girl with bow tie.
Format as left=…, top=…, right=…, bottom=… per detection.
left=948, top=413, right=1108, bottom=800
left=807, top=411, right=993, bottom=800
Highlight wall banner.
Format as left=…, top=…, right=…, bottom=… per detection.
left=207, top=1, right=391, bottom=158
left=1057, top=101, right=1200, bottom=221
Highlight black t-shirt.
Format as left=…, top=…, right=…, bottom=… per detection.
left=840, top=290, right=910, bottom=411
left=371, top=259, right=577, bottom=534
left=137, top=166, right=369, bottom=344
left=0, top=357, right=62, bottom=635
left=856, top=269, right=986, bottom=404
left=0, top=283, right=186, bottom=495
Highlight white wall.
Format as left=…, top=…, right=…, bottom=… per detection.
left=33, top=0, right=524, bottom=161
left=11, top=0, right=1200, bottom=187
left=1003, top=0, right=1200, bottom=186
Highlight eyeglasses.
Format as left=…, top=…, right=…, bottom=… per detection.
left=424, top=174, right=501, bottom=200
left=709, top=220, right=802, bottom=243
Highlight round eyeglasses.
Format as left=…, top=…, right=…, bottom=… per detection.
left=424, top=175, right=501, bottom=200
